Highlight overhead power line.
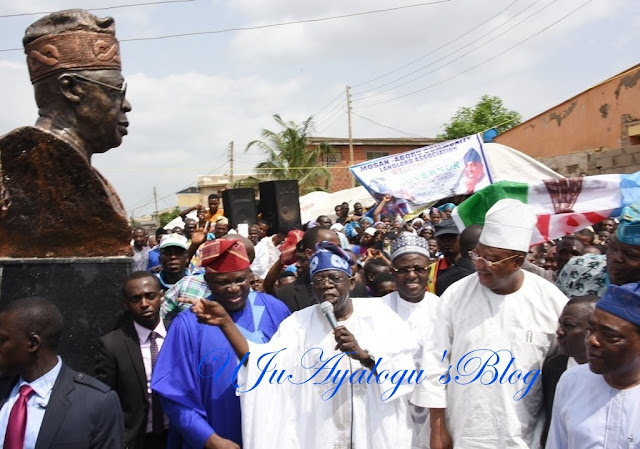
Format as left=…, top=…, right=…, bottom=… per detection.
left=120, top=0, right=451, bottom=43
left=354, top=0, right=550, bottom=102
left=357, top=0, right=592, bottom=109
left=0, top=0, right=452, bottom=53
left=126, top=159, right=229, bottom=212
left=317, top=111, right=347, bottom=135
left=351, top=0, right=520, bottom=89
left=311, top=90, right=346, bottom=119
left=351, top=112, right=421, bottom=137
left=0, top=0, right=195, bottom=19
left=314, top=100, right=348, bottom=127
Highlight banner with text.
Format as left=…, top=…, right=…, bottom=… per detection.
left=349, top=134, right=493, bottom=212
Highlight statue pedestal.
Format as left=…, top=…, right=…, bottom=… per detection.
left=0, top=257, right=132, bottom=374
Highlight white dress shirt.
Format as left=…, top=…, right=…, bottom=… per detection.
left=0, top=356, right=62, bottom=449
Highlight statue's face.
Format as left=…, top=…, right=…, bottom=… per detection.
left=73, top=70, right=131, bottom=154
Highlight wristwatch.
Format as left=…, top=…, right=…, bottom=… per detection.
left=361, top=349, right=376, bottom=370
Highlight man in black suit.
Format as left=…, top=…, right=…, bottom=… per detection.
left=95, top=271, right=169, bottom=449
left=0, top=297, right=123, bottom=448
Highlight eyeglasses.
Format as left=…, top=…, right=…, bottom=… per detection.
left=393, top=266, right=429, bottom=275
left=468, top=251, right=519, bottom=268
left=311, top=275, right=350, bottom=288
left=73, top=74, right=127, bottom=106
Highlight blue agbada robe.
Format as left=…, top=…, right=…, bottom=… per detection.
left=152, top=291, right=291, bottom=449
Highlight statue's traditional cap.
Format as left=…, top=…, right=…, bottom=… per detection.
left=23, top=9, right=121, bottom=83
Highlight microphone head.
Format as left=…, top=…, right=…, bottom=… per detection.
left=319, top=301, right=334, bottom=315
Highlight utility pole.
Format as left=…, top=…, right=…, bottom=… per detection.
left=228, top=141, right=234, bottom=184
left=153, top=186, right=159, bottom=227
left=346, top=85, right=355, bottom=187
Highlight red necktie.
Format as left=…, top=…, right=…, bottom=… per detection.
left=4, top=384, right=34, bottom=449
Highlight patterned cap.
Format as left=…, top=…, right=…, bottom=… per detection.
left=309, top=241, right=352, bottom=278
left=596, top=282, right=640, bottom=327
left=616, top=202, right=640, bottom=246
left=201, top=239, right=250, bottom=273
left=390, top=233, right=430, bottom=261
left=24, top=10, right=121, bottom=83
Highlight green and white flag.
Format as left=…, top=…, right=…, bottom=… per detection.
left=453, top=172, right=640, bottom=246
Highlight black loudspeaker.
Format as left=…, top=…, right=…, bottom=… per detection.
left=259, top=180, right=302, bottom=233
left=222, top=188, right=257, bottom=229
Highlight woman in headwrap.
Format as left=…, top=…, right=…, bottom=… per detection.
left=360, top=216, right=374, bottom=231
left=438, top=203, right=456, bottom=220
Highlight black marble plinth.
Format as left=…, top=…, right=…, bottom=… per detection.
left=0, top=257, right=132, bottom=375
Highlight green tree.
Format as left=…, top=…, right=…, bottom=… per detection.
left=437, top=95, right=522, bottom=140
left=159, top=206, right=181, bottom=227
left=231, top=114, right=335, bottom=195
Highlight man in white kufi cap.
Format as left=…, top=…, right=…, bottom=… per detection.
left=382, top=233, right=440, bottom=449
left=412, top=199, right=568, bottom=449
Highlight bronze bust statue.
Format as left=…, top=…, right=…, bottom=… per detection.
left=0, top=9, right=132, bottom=257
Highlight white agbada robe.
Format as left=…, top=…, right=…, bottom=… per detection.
left=238, top=297, right=418, bottom=449
left=412, top=270, right=568, bottom=448
left=382, top=290, right=440, bottom=449
left=547, top=364, right=640, bottom=448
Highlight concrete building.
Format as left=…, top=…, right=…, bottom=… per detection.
left=495, top=63, right=640, bottom=176
left=307, top=137, right=438, bottom=191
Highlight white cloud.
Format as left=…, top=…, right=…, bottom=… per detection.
left=0, top=0, right=638, bottom=217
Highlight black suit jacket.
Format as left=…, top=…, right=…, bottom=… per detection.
left=540, top=353, right=569, bottom=447
left=95, top=318, right=166, bottom=449
left=0, top=363, right=124, bottom=449
left=276, top=278, right=315, bottom=312
left=435, top=258, right=476, bottom=296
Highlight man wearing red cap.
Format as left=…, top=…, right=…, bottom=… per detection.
left=189, top=242, right=418, bottom=449
left=151, top=239, right=290, bottom=449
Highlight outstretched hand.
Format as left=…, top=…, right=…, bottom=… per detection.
left=178, top=297, right=229, bottom=327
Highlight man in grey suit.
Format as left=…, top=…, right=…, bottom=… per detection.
left=0, top=297, right=124, bottom=448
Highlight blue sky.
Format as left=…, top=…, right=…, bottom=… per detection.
left=0, top=0, right=638, bottom=216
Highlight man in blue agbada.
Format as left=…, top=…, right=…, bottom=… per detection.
left=151, top=239, right=290, bottom=449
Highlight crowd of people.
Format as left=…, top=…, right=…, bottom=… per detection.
left=2, top=193, right=640, bottom=449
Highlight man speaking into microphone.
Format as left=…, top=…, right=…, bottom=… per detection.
left=190, top=241, right=418, bottom=449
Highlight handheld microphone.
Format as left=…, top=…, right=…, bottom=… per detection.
left=319, top=301, right=338, bottom=330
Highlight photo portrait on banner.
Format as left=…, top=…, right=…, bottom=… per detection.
left=349, top=133, right=493, bottom=212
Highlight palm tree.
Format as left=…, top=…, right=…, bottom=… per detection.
left=231, top=114, right=335, bottom=195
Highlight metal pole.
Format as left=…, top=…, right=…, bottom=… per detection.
left=346, top=85, right=355, bottom=187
